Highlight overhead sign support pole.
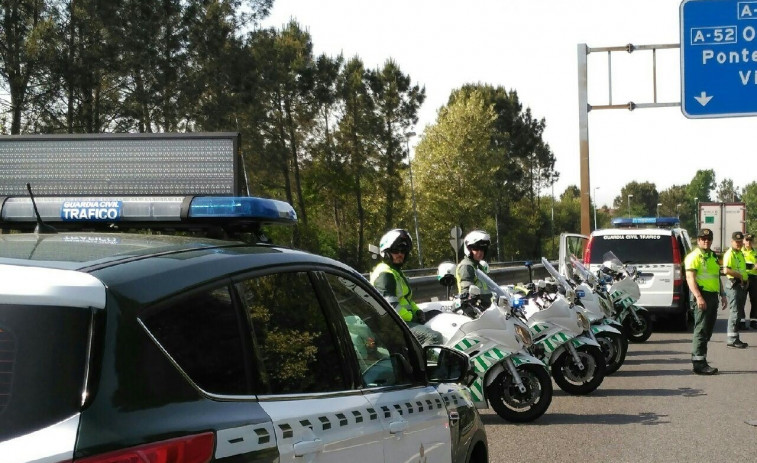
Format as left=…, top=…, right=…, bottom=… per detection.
left=576, top=43, right=680, bottom=235
left=577, top=44, right=591, bottom=236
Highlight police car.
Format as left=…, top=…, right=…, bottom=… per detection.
left=560, top=217, right=693, bottom=330
left=0, top=194, right=488, bottom=463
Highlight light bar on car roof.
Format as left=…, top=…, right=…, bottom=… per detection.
left=0, top=195, right=297, bottom=226
left=612, top=217, right=680, bottom=228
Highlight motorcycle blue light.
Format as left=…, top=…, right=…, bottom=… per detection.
left=188, top=196, right=297, bottom=223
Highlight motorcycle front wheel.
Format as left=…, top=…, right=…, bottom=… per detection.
left=551, top=345, right=606, bottom=395
left=623, top=310, right=653, bottom=342
left=595, top=331, right=628, bottom=375
left=487, top=363, right=553, bottom=423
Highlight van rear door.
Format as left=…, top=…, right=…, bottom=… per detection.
left=558, top=233, right=589, bottom=279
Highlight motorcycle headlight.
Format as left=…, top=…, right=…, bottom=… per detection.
left=577, top=312, right=591, bottom=331
left=515, top=323, right=533, bottom=348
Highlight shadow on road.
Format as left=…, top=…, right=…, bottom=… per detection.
left=625, top=349, right=683, bottom=356
left=610, top=368, right=693, bottom=377
left=635, top=338, right=691, bottom=344
left=572, top=386, right=706, bottom=398
left=482, top=411, right=670, bottom=426
left=622, top=357, right=690, bottom=365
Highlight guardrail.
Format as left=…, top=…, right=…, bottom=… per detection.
left=407, top=262, right=552, bottom=303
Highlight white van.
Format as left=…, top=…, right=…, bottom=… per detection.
left=559, top=218, right=693, bottom=330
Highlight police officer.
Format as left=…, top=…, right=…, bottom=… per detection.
left=456, top=230, right=492, bottom=302
left=742, top=233, right=757, bottom=329
left=723, top=231, right=749, bottom=348
left=370, top=229, right=443, bottom=346
left=685, top=228, right=727, bottom=375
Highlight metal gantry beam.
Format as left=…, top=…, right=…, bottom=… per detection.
left=576, top=42, right=680, bottom=235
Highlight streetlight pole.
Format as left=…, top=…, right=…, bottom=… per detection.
left=656, top=203, right=662, bottom=217
left=593, top=186, right=600, bottom=230
left=676, top=203, right=682, bottom=218
left=405, top=131, right=423, bottom=267
left=627, top=194, right=634, bottom=218
left=694, top=197, right=699, bottom=234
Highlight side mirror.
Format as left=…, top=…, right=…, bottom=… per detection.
left=424, top=346, right=472, bottom=384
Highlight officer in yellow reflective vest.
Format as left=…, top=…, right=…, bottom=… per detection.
left=723, top=231, right=749, bottom=348
left=742, top=233, right=757, bottom=329
left=456, top=230, right=492, bottom=305
left=684, top=228, right=727, bottom=375
left=370, top=229, right=443, bottom=346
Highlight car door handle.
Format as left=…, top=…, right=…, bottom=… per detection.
left=449, top=411, right=460, bottom=427
left=293, top=438, right=324, bottom=456
left=389, top=420, right=409, bottom=434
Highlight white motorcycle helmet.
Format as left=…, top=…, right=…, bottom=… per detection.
left=437, top=261, right=456, bottom=287
left=463, top=230, right=491, bottom=258
left=378, top=229, right=413, bottom=260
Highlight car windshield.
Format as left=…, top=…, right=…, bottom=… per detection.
left=0, top=305, right=91, bottom=441
left=588, top=234, right=672, bottom=264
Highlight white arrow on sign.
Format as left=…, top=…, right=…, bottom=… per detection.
left=694, top=91, right=713, bottom=106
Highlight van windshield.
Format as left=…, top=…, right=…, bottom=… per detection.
left=0, top=305, right=91, bottom=441
left=588, top=234, right=672, bottom=264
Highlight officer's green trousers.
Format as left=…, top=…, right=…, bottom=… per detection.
left=691, top=291, right=719, bottom=363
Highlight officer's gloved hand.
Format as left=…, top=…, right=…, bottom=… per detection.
left=413, top=310, right=426, bottom=324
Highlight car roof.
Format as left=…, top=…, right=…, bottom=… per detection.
left=0, top=232, right=359, bottom=306
left=0, top=233, right=243, bottom=270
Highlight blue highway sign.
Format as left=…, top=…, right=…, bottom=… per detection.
left=681, top=0, right=757, bottom=118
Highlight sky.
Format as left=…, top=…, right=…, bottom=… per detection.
left=261, top=0, right=756, bottom=208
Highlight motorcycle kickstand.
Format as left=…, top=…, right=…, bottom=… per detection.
left=505, top=358, right=527, bottom=393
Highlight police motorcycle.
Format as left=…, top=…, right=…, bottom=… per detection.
left=564, top=255, right=628, bottom=375
left=508, top=258, right=606, bottom=395
left=598, top=251, right=654, bottom=343
left=415, top=263, right=553, bottom=423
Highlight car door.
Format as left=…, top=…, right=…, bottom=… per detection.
left=233, top=271, right=385, bottom=463
left=559, top=232, right=589, bottom=278
left=319, top=272, right=453, bottom=463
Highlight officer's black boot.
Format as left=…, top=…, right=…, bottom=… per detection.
left=693, top=360, right=718, bottom=375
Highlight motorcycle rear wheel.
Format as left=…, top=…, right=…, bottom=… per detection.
left=596, top=331, right=628, bottom=375
left=487, top=363, right=552, bottom=423
left=551, top=345, right=606, bottom=395
left=623, top=310, right=653, bottom=342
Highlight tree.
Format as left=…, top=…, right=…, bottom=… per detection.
left=613, top=182, right=659, bottom=217
left=742, top=182, right=757, bottom=234
left=335, top=56, right=379, bottom=270
left=449, top=84, right=556, bottom=260
left=0, top=0, right=54, bottom=133
left=367, top=59, right=425, bottom=231
left=659, top=184, right=690, bottom=227
left=412, top=89, right=497, bottom=265
left=687, top=169, right=716, bottom=203
left=716, top=178, right=740, bottom=202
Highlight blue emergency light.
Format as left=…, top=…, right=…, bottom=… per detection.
left=611, top=217, right=680, bottom=228
left=0, top=195, right=297, bottom=229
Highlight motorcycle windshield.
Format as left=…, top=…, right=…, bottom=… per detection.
left=476, top=269, right=506, bottom=298
left=541, top=257, right=572, bottom=292
left=570, top=255, right=597, bottom=286
left=602, top=251, right=624, bottom=269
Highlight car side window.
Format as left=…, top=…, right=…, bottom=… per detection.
left=235, top=272, right=347, bottom=395
left=140, top=286, right=249, bottom=395
left=322, top=273, right=415, bottom=388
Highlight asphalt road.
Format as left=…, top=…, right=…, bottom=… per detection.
left=482, top=308, right=757, bottom=463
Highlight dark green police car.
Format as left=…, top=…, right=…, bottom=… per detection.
left=0, top=195, right=488, bottom=463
